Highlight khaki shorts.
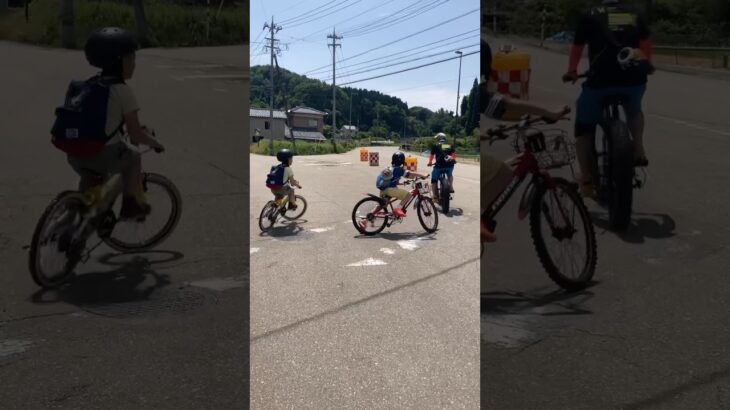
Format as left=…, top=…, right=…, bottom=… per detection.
left=67, top=141, right=135, bottom=180
left=381, top=187, right=408, bottom=201
left=271, top=185, right=293, bottom=197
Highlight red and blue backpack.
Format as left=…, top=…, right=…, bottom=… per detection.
left=266, top=164, right=286, bottom=190
left=50, top=75, right=125, bottom=157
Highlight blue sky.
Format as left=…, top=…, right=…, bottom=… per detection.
left=250, top=0, right=480, bottom=113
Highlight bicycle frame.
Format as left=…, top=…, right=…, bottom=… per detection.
left=367, top=180, right=426, bottom=218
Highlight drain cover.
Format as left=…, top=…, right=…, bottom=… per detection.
left=80, top=288, right=217, bottom=318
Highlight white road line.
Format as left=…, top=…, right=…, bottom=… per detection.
left=649, top=113, right=730, bottom=139
left=346, top=258, right=387, bottom=267
left=310, top=226, right=334, bottom=233
left=250, top=248, right=260, bottom=254
left=397, top=240, right=420, bottom=251
left=380, top=248, right=395, bottom=255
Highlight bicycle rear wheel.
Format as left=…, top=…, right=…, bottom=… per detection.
left=352, top=197, right=389, bottom=235
left=604, top=120, right=634, bottom=231
left=29, top=191, right=88, bottom=289
left=282, top=195, right=307, bottom=220
left=417, top=197, right=438, bottom=233
left=530, top=177, right=597, bottom=291
left=103, top=173, right=182, bottom=252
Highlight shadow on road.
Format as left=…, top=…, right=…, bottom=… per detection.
left=29, top=250, right=183, bottom=307
left=260, top=221, right=309, bottom=238
left=480, top=285, right=598, bottom=317
left=591, top=212, right=676, bottom=243
left=354, top=232, right=438, bottom=242
left=624, top=365, right=730, bottom=409
left=441, top=207, right=464, bottom=218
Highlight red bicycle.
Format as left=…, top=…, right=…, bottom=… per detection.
left=352, top=177, right=438, bottom=235
left=482, top=114, right=597, bottom=291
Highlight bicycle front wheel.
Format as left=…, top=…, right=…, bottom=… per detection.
left=104, top=173, right=182, bottom=252
left=439, top=176, right=450, bottom=214
left=530, top=177, right=597, bottom=291
left=605, top=120, right=634, bottom=231
left=282, top=195, right=307, bottom=220
left=417, top=197, right=438, bottom=233
left=29, top=191, right=88, bottom=289
left=352, top=197, right=388, bottom=235
left=259, top=202, right=279, bottom=232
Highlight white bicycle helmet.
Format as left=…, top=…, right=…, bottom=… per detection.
left=434, top=132, right=447, bottom=143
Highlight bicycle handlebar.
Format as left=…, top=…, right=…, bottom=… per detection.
left=484, top=107, right=571, bottom=143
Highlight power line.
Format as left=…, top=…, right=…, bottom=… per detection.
left=341, top=0, right=425, bottom=36
left=344, top=0, right=448, bottom=38
left=315, top=43, right=478, bottom=81
left=278, top=0, right=342, bottom=25
left=286, top=0, right=364, bottom=30
left=305, top=28, right=479, bottom=77
left=287, top=0, right=392, bottom=44
left=338, top=50, right=478, bottom=86
left=303, top=7, right=479, bottom=74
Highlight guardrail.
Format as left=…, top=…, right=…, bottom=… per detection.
left=654, top=45, right=730, bottom=69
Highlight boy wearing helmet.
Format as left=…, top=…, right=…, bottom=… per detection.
left=266, top=149, right=301, bottom=210
left=52, top=27, right=164, bottom=221
left=377, top=151, right=428, bottom=218
left=480, top=39, right=569, bottom=242
left=427, top=132, right=456, bottom=203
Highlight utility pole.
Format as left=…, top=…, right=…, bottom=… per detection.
left=263, top=17, right=281, bottom=154
left=328, top=28, right=342, bottom=152
left=540, top=7, right=547, bottom=47
left=59, top=0, right=75, bottom=49
left=493, top=0, right=497, bottom=35
left=455, top=50, right=463, bottom=146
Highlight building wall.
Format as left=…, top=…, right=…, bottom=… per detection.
left=290, top=115, right=324, bottom=132
left=250, top=117, right=287, bottom=143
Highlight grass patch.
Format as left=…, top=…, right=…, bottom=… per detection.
left=250, top=139, right=361, bottom=156
left=0, top=0, right=247, bottom=48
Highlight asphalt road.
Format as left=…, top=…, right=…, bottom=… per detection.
left=482, top=40, right=730, bottom=409
left=0, top=42, right=249, bottom=408
left=250, top=147, right=480, bottom=409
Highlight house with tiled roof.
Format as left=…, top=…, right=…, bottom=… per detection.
left=249, top=106, right=328, bottom=143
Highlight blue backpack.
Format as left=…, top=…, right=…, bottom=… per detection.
left=266, top=164, right=286, bottom=189
left=50, top=76, right=124, bottom=157
left=375, top=168, right=393, bottom=190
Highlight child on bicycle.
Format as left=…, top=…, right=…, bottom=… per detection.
left=51, top=27, right=164, bottom=222
left=266, top=149, right=301, bottom=210
left=376, top=151, right=428, bottom=218
left=427, top=132, right=456, bottom=204
left=481, top=39, right=569, bottom=242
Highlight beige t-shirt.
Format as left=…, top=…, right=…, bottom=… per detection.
left=105, top=83, right=139, bottom=145
left=283, top=167, right=294, bottom=183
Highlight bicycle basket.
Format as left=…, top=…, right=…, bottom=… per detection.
left=416, top=181, right=431, bottom=196
left=533, top=130, right=576, bottom=170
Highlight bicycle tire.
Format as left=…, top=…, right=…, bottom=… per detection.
left=417, top=197, right=439, bottom=233
left=258, top=201, right=278, bottom=232
left=281, top=195, right=307, bottom=220
left=529, top=177, right=597, bottom=291
left=604, top=120, right=634, bottom=231
left=29, top=191, right=87, bottom=289
left=103, top=173, right=182, bottom=252
left=439, top=175, right=450, bottom=214
left=352, top=197, right=388, bottom=235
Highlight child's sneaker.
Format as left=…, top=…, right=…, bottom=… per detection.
left=120, top=196, right=151, bottom=221
left=287, top=202, right=298, bottom=211
left=393, top=208, right=406, bottom=218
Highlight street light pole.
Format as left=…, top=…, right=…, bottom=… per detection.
left=455, top=50, right=463, bottom=142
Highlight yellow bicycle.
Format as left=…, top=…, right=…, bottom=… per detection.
left=29, top=139, right=182, bottom=289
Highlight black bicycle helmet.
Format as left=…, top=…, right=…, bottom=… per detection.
left=391, top=151, right=405, bottom=167
left=85, top=27, right=138, bottom=73
left=276, top=149, right=293, bottom=163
